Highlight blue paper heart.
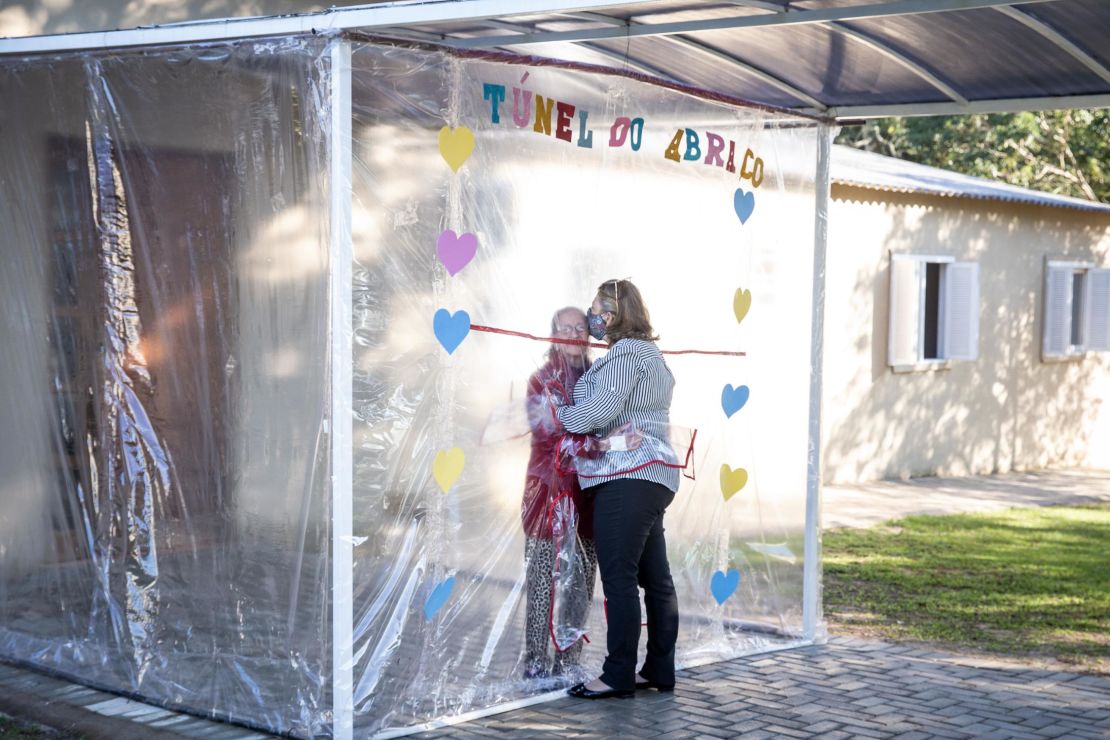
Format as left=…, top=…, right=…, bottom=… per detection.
left=423, top=575, right=455, bottom=620
left=433, top=308, right=471, bottom=354
left=710, top=569, right=740, bottom=605
left=721, top=384, right=750, bottom=418
left=733, top=187, right=755, bottom=225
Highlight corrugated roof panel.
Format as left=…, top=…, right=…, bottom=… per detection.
left=693, top=23, right=951, bottom=107
left=488, top=3, right=821, bottom=108
left=437, top=0, right=1110, bottom=115
left=2, top=0, right=1108, bottom=118
left=843, top=8, right=1109, bottom=99
left=586, top=35, right=821, bottom=109
left=1015, top=0, right=1110, bottom=72
left=606, top=2, right=780, bottom=24
left=509, top=39, right=691, bottom=82
left=549, top=0, right=757, bottom=22
left=831, top=145, right=1110, bottom=213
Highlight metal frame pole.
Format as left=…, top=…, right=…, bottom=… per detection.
left=328, top=38, right=355, bottom=740
left=802, top=124, right=831, bottom=642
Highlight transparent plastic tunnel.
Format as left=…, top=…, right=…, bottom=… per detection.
left=0, top=33, right=825, bottom=738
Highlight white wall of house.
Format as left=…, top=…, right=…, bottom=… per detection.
left=822, top=184, right=1110, bottom=484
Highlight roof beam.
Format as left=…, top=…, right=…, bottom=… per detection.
left=559, top=10, right=631, bottom=25
left=718, top=0, right=789, bottom=12
left=372, top=27, right=448, bottom=42
left=825, top=92, right=1110, bottom=120
left=669, top=36, right=828, bottom=110
left=480, top=19, right=682, bottom=82
left=994, top=5, right=1110, bottom=86
left=561, top=5, right=970, bottom=110
left=569, top=43, right=685, bottom=83
left=448, top=0, right=1064, bottom=48
left=556, top=11, right=826, bottom=110
left=0, top=0, right=657, bottom=55
left=826, top=22, right=968, bottom=104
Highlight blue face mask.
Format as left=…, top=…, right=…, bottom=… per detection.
left=586, top=308, right=607, bottom=340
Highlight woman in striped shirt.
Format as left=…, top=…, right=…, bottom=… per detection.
left=557, top=279, right=681, bottom=700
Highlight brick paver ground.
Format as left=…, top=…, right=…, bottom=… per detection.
left=0, top=657, right=271, bottom=739
left=4, top=470, right=1108, bottom=738
left=3, top=635, right=1107, bottom=738
left=414, top=637, right=1110, bottom=739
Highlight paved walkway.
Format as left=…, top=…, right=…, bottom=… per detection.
left=822, top=468, right=1110, bottom=530
left=4, top=636, right=1108, bottom=739
left=418, top=637, right=1110, bottom=739
left=2, top=469, right=1107, bottom=738
left=0, top=659, right=271, bottom=739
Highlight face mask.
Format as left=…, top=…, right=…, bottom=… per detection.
left=587, top=309, right=608, bottom=340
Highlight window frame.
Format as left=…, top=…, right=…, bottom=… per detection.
left=888, top=253, right=979, bottom=373
left=922, top=260, right=948, bottom=361
left=1043, top=259, right=1110, bottom=361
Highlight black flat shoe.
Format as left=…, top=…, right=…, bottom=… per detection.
left=635, top=676, right=675, bottom=692
left=567, top=682, right=635, bottom=699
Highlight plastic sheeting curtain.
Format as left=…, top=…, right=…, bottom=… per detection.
left=348, top=41, right=821, bottom=737
left=0, top=34, right=821, bottom=738
left=0, top=38, right=335, bottom=735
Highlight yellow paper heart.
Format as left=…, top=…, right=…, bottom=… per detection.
left=733, top=288, right=752, bottom=324
left=439, top=126, right=475, bottom=173
left=720, top=464, right=748, bottom=501
left=433, top=447, right=466, bottom=493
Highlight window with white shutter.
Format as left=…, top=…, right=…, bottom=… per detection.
left=1083, top=268, right=1110, bottom=352
left=1043, top=263, right=1072, bottom=358
left=888, top=255, right=922, bottom=367
left=888, top=253, right=979, bottom=370
left=943, top=262, right=980, bottom=361
left=1043, top=260, right=1110, bottom=360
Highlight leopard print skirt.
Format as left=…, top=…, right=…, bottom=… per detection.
left=524, top=536, right=599, bottom=673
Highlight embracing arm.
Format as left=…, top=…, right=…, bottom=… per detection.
left=555, top=343, right=640, bottom=434
left=526, top=370, right=564, bottom=443
left=526, top=368, right=602, bottom=457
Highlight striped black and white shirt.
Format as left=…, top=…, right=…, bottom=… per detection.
left=556, top=338, right=681, bottom=493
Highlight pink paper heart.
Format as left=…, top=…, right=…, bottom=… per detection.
left=437, top=230, right=478, bottom=276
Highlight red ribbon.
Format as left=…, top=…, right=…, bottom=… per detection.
left=469, top=323, right=745, bottom=357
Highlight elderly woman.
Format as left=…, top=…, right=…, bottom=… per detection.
left=521, top=306, right=598, bottom=680
left=558, top=279, right=680, bottom=700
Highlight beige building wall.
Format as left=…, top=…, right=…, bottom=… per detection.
left=822, top=184, right=1110, bottom=484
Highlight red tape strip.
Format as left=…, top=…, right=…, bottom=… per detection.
left=469, top=324, right=745, bottom=357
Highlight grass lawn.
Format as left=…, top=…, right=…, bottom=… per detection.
left=0, top=717, right=60, bottom=740
left=823, top=503, right=1109, bottom=673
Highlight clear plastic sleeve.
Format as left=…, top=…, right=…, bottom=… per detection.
left=557, top=419, right=696, bottom=481
left=548, top=491, right=593, bottom=659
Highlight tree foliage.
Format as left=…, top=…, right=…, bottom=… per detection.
left=835, top=110, right=1110, bottom=204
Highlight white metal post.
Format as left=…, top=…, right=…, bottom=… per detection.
left=329, top=38, right=355, bottom=740
left=802, top=124, right=831, bottom=643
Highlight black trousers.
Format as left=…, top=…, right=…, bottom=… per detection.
left=588, top=478, right=678, bottom=691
